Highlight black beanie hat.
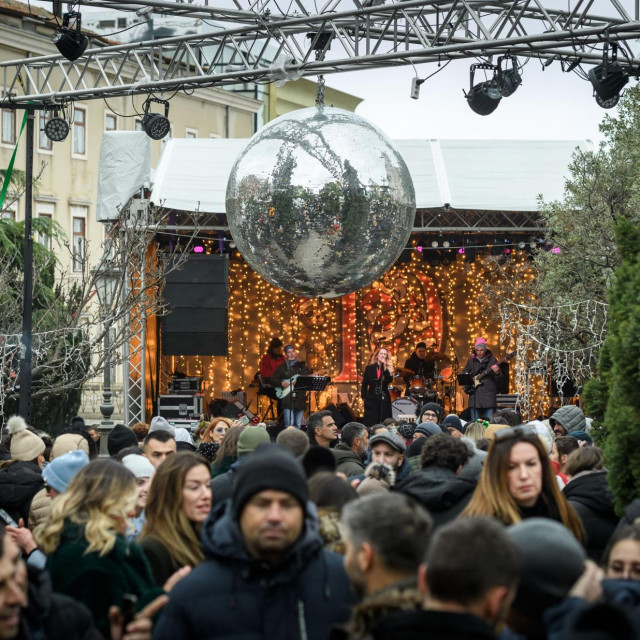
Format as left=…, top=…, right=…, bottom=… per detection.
left=420, top=402, right=443, bottom=421
left=107, top=424, right=138, bottom=456
left=416, top=342, right=427, bottom=350
left=232, top=445, right=308, bottom=521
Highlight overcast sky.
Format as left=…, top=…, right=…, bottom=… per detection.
left=325, top=59, right=610, bottom=144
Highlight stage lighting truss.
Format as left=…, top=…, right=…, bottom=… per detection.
left=465, top=63, right=502, bottom=116
left=52, top=12, right=89, bottom=62
left=43, top=107, right=70, bottom=142
left=141, top=97, right=171, bottom=140
left=588, top=43, right=630, bottom=109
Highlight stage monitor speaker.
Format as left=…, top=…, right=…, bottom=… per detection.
left=222, top=400, right=256, bottom=422
left=162, top=255, right=229, bottom=356
left=321, top=403, right=348, bottom=429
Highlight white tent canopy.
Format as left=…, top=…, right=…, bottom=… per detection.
left=151, top=137, right=593, bottom=214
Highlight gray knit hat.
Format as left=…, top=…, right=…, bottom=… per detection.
left=369, top=431, right=406, bottom=453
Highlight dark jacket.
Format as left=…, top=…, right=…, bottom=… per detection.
left=17, top=564, right=102, bottom=640
left=333, top=443, right=365, bottom=477
left=371, top=609, right=498, bottom=640
left=462, top=350, right=501, bottom=409
left=210, top=455, right=235, bottom=479
left=140, top=535, right=181, bottom=588
left=272, top=360, right=312, bottom=411
left=393, top=467, right=476, bottom=528
left=618, top=497, right=640, bottom=532
left=155, top=500, right=356, bottom=640
left=404, top=353, right=436, bottom=380
left=0, top=460, right=44, bottom=524
left=361, top=364, right=393, bottom=426
left=210, top=460, right=240, bottom=506
left=563, top=470, right=617, bottom=563
left=46, top=520, right=162, bottom=638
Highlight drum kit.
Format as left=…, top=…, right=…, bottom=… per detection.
left=390, top=354, right=457, bottom=421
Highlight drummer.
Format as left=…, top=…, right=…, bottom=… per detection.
left=403, top=341, right=436, bottom=382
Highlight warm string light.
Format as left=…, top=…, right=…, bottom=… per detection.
left=159, top=250, right=546, bottom=418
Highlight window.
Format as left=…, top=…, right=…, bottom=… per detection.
left=98, top=19, right=116, bottom=28
left=1, top=208, right=16, bottom=221
left=186, top=128, right=197, bottom=139
left=117, top=17, right=127, bottom=28
left=38, top=111, right=53, bottom=151
left=36, top=204, right=54, bottom=250
left=72, top=215, right=86, bottom=272
left=105, top=112, right=117, bottom=131
left=72, top=107, right=87, bottom=156
left=1, top=107, right=16, bottom=144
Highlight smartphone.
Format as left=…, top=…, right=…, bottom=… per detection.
left=235, top=415, right=250, bottom=427
left=121, top=594, right=138, bottom=633
left=0, top=509, right=18, bottom=528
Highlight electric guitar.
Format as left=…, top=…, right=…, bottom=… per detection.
left=276, top=374, right=300, bottom=399
left=275, top=369, right=330, bottom=399
left=463, top=352, right=515, bottom=395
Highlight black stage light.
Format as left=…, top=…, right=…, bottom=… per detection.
left=465, top=63, right=501, bottom=116
left=588, top=43, right=628, bottom=109
left=53, top=12, right=89, bottom=62
left=496, top=55, right=522, bottom=97
left=141, top=98, right=171, bottom=140
left=43, top=108, right=69, bottom=142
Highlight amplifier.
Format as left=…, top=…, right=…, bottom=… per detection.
left=164, top=418, right=200, bottom=433
left=158, top=394, right=203, bottom=420
left=221, top=390, right=248, bottom=406
left=169, top=377, right=203, bottom=394
left=496, top=394, right=519, bottom=409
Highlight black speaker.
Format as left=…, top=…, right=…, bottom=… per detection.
left=162, top=255, right=229, bottom=356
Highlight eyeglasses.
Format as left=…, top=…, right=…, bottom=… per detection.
left=214, top=427, right=227, bottom=434
left=494, top=424, right=537, bottom=441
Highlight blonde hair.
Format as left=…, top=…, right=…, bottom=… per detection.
left=461, top=431, right=584, bottom=541
left=463, top=422, right=486, bottom=442
left=369, top=347, right=391, bottom=366
left=140, top=452, right=210, bottom=568
left=35, top=459, right=136, bottom=556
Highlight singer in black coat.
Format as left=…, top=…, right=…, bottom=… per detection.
left=361, top=363, right=393, bottom=426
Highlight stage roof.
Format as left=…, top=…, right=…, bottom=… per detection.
left=151, top=137, right=593, bottom=214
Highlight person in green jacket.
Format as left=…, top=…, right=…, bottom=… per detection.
left=34, top=459, right=180, bottom=639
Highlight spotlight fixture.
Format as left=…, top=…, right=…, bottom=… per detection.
left=588, top=43, right=628, bottom=109
left=496, top=55, right=522, bottom=97
left=442, top=240, right=451, bottom=248
left=141, top=97, right=171, bottom=140
left=465, top=63, right=501, bottom=116
left=53, top=12, right=89, bottom=62
left=43, top=107, right=69, bottom=142
left=431, top=240, right=439, bottom=248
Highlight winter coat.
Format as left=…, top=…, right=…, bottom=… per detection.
left=28, top=487, right=51, bottom=530
left=618, top=497, right=640, bottom=531
left=462, top=350, right=501, bottom=409
left=272, top=360, right=312, bottom=411
left=210, top=455, right=235, bottom=479
left=328, top=579, right=422, bottom=640
left=317, top=508, right=346, bottom=553
left=259, top=352, right=285, bottom=384
left=140, top=536, right=181, bottom=588
left=333, top=443, right=365, bottom=477
left=17, top=564, right=102, bottom=640
left=393, top=467, right=476, bottom=529
left=361, top=364, right=393, bottom=426
left=0, top=460, right=44, bottom=524
left=155, top=500, right=356, bottom=640
left=549, top=405, right=586, bottom=434
left=46, top=520, right=162, bottom=638
left=211, top=461, right=239, bottom=506
left=563, top=470, right=617, bottom=563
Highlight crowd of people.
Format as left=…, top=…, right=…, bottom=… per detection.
left=0, top=390, right=638, bottom=639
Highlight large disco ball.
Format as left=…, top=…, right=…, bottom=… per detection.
left=226, top=106, right=415, bottom=298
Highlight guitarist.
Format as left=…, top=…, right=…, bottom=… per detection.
left=271, top=344, right=311, bottom=429
left=462, top=338, right=502, bottom=422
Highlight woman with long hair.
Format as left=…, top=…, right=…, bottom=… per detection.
left=461, top=425, right=583, bottom=541
left=210, top=425, right=245, bottom=478
left=35, top=459, right=163, bottom=637
left=361, top=347, right=395, bottom=426
left=139, top=452, right=212, bottom=587
left=199, top=416, right=234, bottom=445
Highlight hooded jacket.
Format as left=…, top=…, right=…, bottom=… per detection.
left=393, top=467, right=476, bottom=528
left=549, top=405, right=586, bottom=434
left=563, top=470, right=618, bottom=563
left=155, top=499, right=356, bottom=640
left=0, top=460, right=44, bottom=524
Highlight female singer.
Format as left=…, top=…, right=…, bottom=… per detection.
left=361, top=347, right=395, bottom=426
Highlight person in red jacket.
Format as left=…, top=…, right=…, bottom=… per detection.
left=259, top=337, right=285, bottom=385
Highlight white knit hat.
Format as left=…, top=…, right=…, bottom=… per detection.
left=149, top=416, right=175, bottom=436
left=8, top=416, right=45, bottom=462
left=122, top=454, right=155, bottom=479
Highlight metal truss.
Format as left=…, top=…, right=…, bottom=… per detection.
left=2, top=0, right=640, bottom=107
left=413, top=208, right=545, bottom=232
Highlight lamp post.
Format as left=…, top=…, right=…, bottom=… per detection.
left=92, top=262, right=121, bottom=457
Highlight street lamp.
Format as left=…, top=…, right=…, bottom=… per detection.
left=92, top=262, right=122, bottom=456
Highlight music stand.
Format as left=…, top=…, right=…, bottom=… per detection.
left=294, top=376, right=330, bottom=392
left=457, top=373, right=475, bottom=387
